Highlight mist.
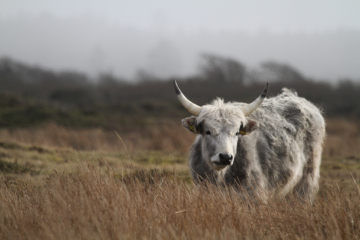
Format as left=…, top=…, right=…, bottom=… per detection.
left=1, top=1, right=360, bottom=82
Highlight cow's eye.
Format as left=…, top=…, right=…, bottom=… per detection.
left=236, top=132, right=240, bottom=136
left=205, top=130, right=211, bottom=135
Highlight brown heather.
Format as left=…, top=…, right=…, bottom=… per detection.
left=0, top=117, right=359, bottom=239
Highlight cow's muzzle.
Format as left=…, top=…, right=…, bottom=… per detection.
left=215, top=153, right=233, bottom=166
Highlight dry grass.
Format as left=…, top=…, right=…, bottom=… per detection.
left=0, top=117, right=360, bottom=239
left=0, top=162, right=359, bottom=240
left=0, top=118, right=359, bottom=158
left=324, top=118, right=360, bottom=158
left=0, top=122, right=194, bottom=153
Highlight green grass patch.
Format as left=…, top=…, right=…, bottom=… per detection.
left=0, top=159, right=40, bottom=175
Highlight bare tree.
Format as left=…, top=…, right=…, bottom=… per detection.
left=260, top=61, right=305, bottom=83
left=199, top=53, right=246, bottom=83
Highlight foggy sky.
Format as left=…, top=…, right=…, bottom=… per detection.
left=1, top=1, right=360, bottom=81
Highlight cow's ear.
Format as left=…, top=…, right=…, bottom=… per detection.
left=240, top=119, right=259, bottom=135
left=182, top=116, right=201, bottom=134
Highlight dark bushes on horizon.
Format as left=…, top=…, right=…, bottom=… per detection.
left=1, top=57, right=360, bottom=124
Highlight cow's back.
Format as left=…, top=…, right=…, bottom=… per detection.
left=246, top=88, right=325, bottom=200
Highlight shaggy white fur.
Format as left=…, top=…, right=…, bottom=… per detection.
left=184, top=88, right=325, bottom=202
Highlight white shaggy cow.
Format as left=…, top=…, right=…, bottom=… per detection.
left=174, top=80, right=325, bottom=202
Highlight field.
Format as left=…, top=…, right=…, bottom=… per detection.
left=0, top=118, right=360, bottom=239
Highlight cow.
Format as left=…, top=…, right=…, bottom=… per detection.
left=174, top=80, right=325, bottom=202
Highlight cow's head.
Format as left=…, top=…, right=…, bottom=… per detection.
left=174, top=80, right=268, bottom=171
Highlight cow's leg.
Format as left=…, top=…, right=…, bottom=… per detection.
left=294, top=142, right=322, bottom=202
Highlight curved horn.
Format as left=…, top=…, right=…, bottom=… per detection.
left=242, top=82, right=269, bottom=117
left=174, top=80, right=202, bottom=116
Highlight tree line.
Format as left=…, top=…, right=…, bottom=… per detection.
left=0, top=55, right=359, bottom=128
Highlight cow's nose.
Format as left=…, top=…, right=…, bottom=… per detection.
left=219, top=153, right=233, bottom=165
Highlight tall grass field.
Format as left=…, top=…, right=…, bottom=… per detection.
left=0, top=118, right=360, bottom=239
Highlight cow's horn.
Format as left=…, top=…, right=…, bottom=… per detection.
left=174, top=80, right=202, bottom=116
left=242, top=82, right=269, bottom=117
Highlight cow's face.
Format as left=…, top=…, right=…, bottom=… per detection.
left=174, top=80, right=268, bottom=171
left=182, top=107, right=259, bottom=171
